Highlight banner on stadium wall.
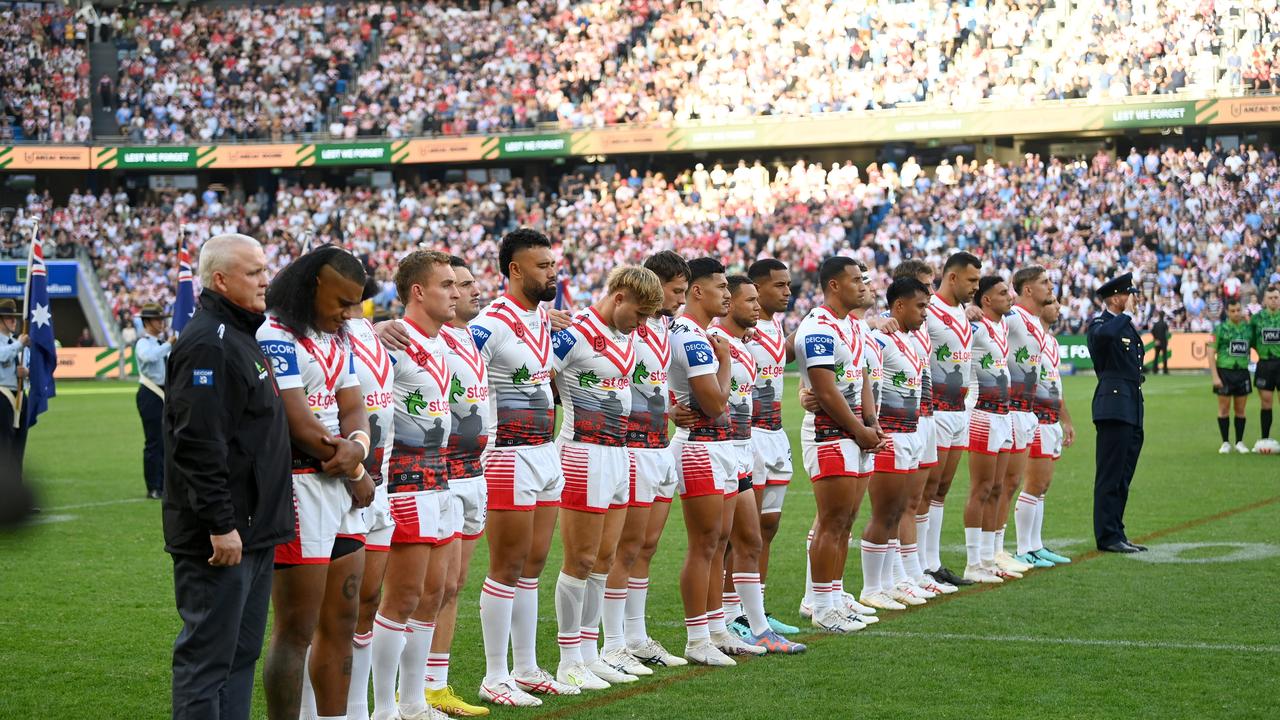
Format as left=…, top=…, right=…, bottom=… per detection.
left=56, top=346, right=136, bottom=379
left=485, top=133, right=576, bottom=159
left=95, top=146, right=209, bottom=169
left=1202, top=96, right=1280, bottom=125
left=296, top=141, right=410, bottom=166
left=1056, top=332, right=1249, bottom=371
left=0, top=261, right=78, bottom=298
left=0, top=145, right=91, bottom=170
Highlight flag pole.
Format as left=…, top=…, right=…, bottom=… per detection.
left=14, top=219, right=35, bottom=428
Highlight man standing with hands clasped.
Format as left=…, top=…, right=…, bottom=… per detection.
left=135, top=303, right=172, bottom=500
left=164, top=233, right=293, bottom=720
left=1086, top=273, right=1148, bottom=554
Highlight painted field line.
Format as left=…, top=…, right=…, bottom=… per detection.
left=867, top=629, right=1280, bottom=655
left=43, top=497, right=149, bottom=512
left=54, top=386, right=139, bottom=396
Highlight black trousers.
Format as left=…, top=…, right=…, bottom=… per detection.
left=0, top=391, right=29, bottom=482
left=1094, top=420, right=1144, bottom=547
left=171, top=548, right=273, bottom=720
left=1149, top=342, right=1169, bottom=374
left=137, top=387, right=165, bottom=493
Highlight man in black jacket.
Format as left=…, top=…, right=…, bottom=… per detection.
left=1149, top=311, right=1170, bottom=374
left=164, top=233, right=292, bottom=720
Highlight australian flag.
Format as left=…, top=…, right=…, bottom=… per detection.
left=24, top=236, right=56, bottom=426
left=172, top=240, right=196, bottom=333
left=554, top=275, right=572, bottom=311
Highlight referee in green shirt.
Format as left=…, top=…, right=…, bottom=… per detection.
left=1211, top=299, right=1253, bottom=453
left=1251, top=285, right=1280, bottom=449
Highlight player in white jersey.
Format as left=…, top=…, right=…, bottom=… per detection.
left=1014, top=296, right=1075, bottom=568
left=713, top=276, right=806, bottom=655
left=921, top=252, right=983, bottom=589
left=470, top=230, right=577, bottom=704
left=549, top=267, right=663, bottom=690
left=668, top=257, right=737, bottom=666
left=795, top=258, right=882, bottom=634
left=604, top=252, right=690, bottom=670
left=365, top=251, right=460, bottom=720
left=859, top=277, right=933, bottom=611
left=257, top=248, right=373, bottom=720
left=961, top=275, right=1019, bottom=584
left=743, top=259, right=800, bottom=635
left=994, top=266, right=1056, bottom=575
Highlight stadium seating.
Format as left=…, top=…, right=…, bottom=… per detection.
left=0, top=6, right=92, bottom=143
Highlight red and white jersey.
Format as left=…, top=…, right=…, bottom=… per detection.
left=871, top=329, right=924, bottom=434
left=708, top=325, right=756, bottom=441
left=346, top=318, right=395, bottom=485
left=926, top=294, right=974, bottom=412
left=389, top=318, right=452, bottom=493
left=972, top=314, right=1011, bottom=414
left=257, top=312, right=360, bottom=471
left=626, top=315, right=672, bottom=448
left=794, top=305, right=863, bottom=444
left=552, top=307, right=635, bottom=447
left=1033, top=331, right=1063, bottom=424
left=470, top=294, right=555, bottom=448
left=1005, top=304, right=1044, bottom=413
left=909, top=325, right=933, bottom=418
left=669, top=314, right=731, bottom=442
left=746, top=316, right=786, bottom=431
left=440, top=323, right=490, bottom=480
left=856, top=315, right=883, bottom=413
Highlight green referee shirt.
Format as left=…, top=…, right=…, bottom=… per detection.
left=1214, top=320, right=1253, bottom=370
left=1251, top=308, right=1280, bottom=361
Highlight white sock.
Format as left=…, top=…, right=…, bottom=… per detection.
left=733, top=572, right=770, bottom=636
left=602, top=583, right=628, bottom=652
left=398, top=620, right=435, bottom=709
left=1015, top=492, right=1038, bottom=555
left=996, top=525, right=1007, bottom=554
left=425, top=652, right=449, bottom=692
left=1032, top=494, right=1047, bottom=551
left=371, top=614, right=407, bottom=717
left=511, top=577, right=540, bottom=674
left=811, top=581, right=832, bottom=612
left=980, top=531, right=997, bottom=565
left=301, top=646, right=317, bottom=720
left=554, top=572, right=586, bottom=668
left=685, top=614, right=709, bottom=644
left=926, top=501, right=945, bottom=570
left=721, top=591, right=742, bottom=620
left=479, top=577, right=515, bottom=684
left=707, top=607, right=727, bottom=634
left=580, top=572, right=607, bottom=664
left=317, top=716, right=347, bottom=720
left=964, top=526, right=982, bottom=567
left=347, top=631, right=373, bottom=720
left=913, top=514, right=930, bottom=571
left=882, top=539, right=900, bottom=590
left=860, top=540, right=887, bottom=596
left=901, top=543, right=925, bottom=582
left=804, top=530, right=816, bottom=606
left=832, top=578, right=845, bottom=597
left=624, top=577, right=649, bottom=645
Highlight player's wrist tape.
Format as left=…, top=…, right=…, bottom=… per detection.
left=348, top=431, right=371, bottom=458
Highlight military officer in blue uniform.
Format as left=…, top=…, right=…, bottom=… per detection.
left=135, top=303, right=172, bottom=499
left=0, top=298, right=31, bottom=508
left=1086, top=273, right=1148, bottom=553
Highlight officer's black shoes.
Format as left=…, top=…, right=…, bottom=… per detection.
left=927, top=566, right=974, bottom=586
left=147, top=490, right=163, bottom=500
left=1128, top=542, right=1148, bottom=551
left=1099, top=542, right=1140, bottom=554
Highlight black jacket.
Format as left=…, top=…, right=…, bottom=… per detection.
left=162, top=290, right=293, bottom=556
left=1086, top=310, right=1145, bottom=427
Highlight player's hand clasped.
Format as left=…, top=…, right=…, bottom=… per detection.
left=208, top=529, right=243, bottom=567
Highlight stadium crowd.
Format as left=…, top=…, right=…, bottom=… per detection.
left=0, top=5, right=92, bottom=143
left=2, top=142, right=1276, bottom=337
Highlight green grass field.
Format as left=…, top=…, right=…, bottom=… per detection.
left=2, top=375, right=1277, bottom=719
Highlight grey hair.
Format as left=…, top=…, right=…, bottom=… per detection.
left=198, top=233, right=261, bottom=287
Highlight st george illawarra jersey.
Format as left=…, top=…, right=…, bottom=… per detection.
left=669, top=314, right=732, bottom=442
left=553, top=307, right=635, bottom=447
left=440, top=323, right=490, bottom=480
left=627, top=316, right=672, bottom=449
left=1005, top=304, right=1044, bottom=413
left=972, top=314, right=1011, bottom=414
left=926, top=295, right=974, bottom=412
left=346, top=318, right=394, bottom=486
left=1033, top=332, right=1063, bottom=424
left=389, top=318, right=452, bottom=493
left=708, top=324, right=756, bottom=441
left=857, top=316, right=883, bottom=413
left=795, top=305, right=863, bottom=444
left=872, top=329, right=925, bottom=434
left=746, top=316, right=786, bottom=431
left=257, top=312, right=360, bottom=473
left=878, top=310, right=932, bottom=417
left=470, top=294, right=556, bottom=448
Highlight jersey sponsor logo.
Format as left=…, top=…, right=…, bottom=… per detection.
left=192, top=369, right=214, bottom=386
left=632, top=359, right=668, bottom=385
left=404, top=389, right=449, bottom=416
left=804, top=334, right=833, bottom=359
left=552, top=328, right=577, bottom=359
left=470, top=325, right=492, bottom=350
left=684, top=340, right=714, bottom=366
left=1230, top=339, right=1249, bottom=356
left=512, top=364, right=552, bottom=385
left=1262, top=328, right=1280, bottom=344
left=260, top=340, right=299, bottom=376
left=308, top=391, right=337, bottom=411
left=365, top=390, right=393, bottom=409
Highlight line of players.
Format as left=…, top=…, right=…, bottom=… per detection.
left=255, top=233, right=1075, bottom=720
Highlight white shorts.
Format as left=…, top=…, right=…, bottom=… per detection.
left=751, top=427, right=793, bottom=486
left=934, top=410, right=970, bottom=451
left=482, top=442, right=564, bottom=511
left=802, top=438, right=864, bottom=482
left=916, top=415, right=938, bottom=468
left=1030, top=422, right=1064, bottom=460
left=968, top=410, right=1014, bottom=455
left=730, top=439, right=754, bottom=498
left=873, top=431, right=925, bottom=474
left=364, top=483, right=395, bottom=552
left=275, top=473, right=356, bottom=565
left=390, top=489, right=456, bottom=545
left=630, top=446, right=677, bottom=506
left=559, top=440, right=630, bottom=513
left=450, top=476, right=488, bottom=539
left=1010, top=411, right=1038, bottom=453
left=672, top=438, right=737, bottom=499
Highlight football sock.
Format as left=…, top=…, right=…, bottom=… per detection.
left=398, top=620, right=435, bottom=708
left=511, top=577, right=540, bottom=674
left=347, top=632, right=373, bottom=720
left=624, top=577, right=649, bottom=645
left=803, top=530, right=816, bottom=607
left=371, top=614, right=407, bottom=717
left=860, top=540, right=887, bottom=596
left=1219, top=416, right=1230, bottom=442
left=580, top=573, right=607, bottom=664
left=1032, top=495, right=1047, bottom=551
left=602, top=583, right=628, bottom=652
left=901, top=543, right=924, bottom=581
left=479, top=578, right=515, bottom=683
left=964, top=526, right=982, bottom=567
left=301, top=647, right=317, bottom=720
left=707, top=607, right=727, bottom=635
left=1235, top=415, right=1247, bottom=443
left=425, top=652, right=449, bottom=692
left=733, top=572, right=770, bottom=636
left=685, top=614, right=709, bottom=644
left=995, top=526, right=1006, bottom=554
left=926, top=501, right=945, bottom=570
left=913, top=514, right=930, bottom=571
left=1262, top=409, right=1273, bottom=439
left=554, top=572, right=586, bottom=668
left=1015, top=493, right=1038, bottom=555
left=980, top=531, right=997, bottom=565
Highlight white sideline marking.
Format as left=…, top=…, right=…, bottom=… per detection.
left=25, top=513, right=76, bottom=525
left=868, top=630, right=1280, bottom=654
left=55, top=386, right=139, bottom=396
left=44, top=497, right=149, bottom=512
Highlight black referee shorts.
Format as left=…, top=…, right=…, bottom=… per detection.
left=1215, top=367, right=1252, bottom=397
left=1255, top=359, right=1280, bottom=391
